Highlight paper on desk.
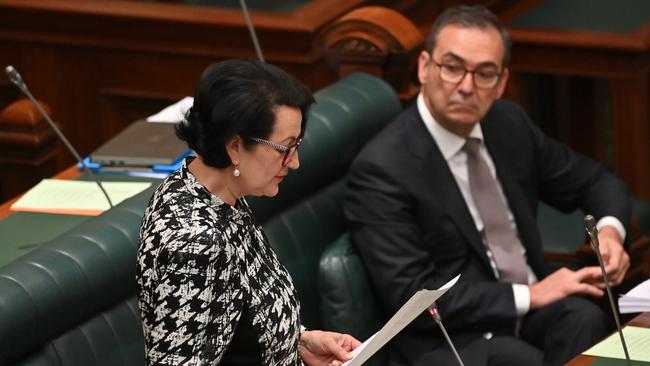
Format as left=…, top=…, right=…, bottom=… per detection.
left=343, top=275, right=460, bottom=366
left=619, top=278, right=650, bottom=313
left=11, top=179, right=152, bottom=216
left=582, top=326, right=650, bottom=361
left=146, top=96, right=194, bottom=123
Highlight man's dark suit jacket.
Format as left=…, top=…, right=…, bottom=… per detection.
left=344, top=100, right=630, bottom=366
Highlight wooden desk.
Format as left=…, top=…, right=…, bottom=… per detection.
left=567, top=312, right=650, bottom=365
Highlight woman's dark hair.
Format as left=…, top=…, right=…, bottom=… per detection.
left=176, top=59, right=314, bottom=168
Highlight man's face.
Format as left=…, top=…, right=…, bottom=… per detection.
left=418, top=25, right=509, bottom=137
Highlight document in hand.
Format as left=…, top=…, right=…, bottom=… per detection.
left=343, top=275, right=460, bottom=366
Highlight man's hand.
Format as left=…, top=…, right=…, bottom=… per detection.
left=529, top=267, right=604, bottom=309
left=300, top=330, right=361, bottom=366
left=596, top=226, right=630, bottom=286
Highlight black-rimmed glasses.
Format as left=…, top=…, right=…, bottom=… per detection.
left=249, top=137, right=303, bottom=167
left=431, top=60, right=502, bottom=89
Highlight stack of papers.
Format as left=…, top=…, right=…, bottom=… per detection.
left=619, top=278, right=650, bottom=313
left=11, top=179, right=152, bottom=216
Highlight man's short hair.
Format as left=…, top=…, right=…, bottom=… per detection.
left=425, top=4, right=512, bottom=67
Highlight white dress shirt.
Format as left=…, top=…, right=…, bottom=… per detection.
left=416, top=94, right=625, bottom=316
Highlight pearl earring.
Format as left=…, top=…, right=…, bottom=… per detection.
left=233, top=164, right=240, bottom=177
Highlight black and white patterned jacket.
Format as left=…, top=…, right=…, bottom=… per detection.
left=137, top=158, right=302, bottom=365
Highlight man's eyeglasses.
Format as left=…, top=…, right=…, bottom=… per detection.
left=431, top=59, right=502, bottom=89
left=249, top=137, right=303, bottom=167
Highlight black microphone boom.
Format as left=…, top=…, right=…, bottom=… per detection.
left=584, top=214, right=631, bottom=366
left=4, top=65, right=114, bottom=208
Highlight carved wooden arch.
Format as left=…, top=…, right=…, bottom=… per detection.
left=315, top=6, right=424, bottom=102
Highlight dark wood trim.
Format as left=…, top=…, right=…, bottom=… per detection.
left=510, top=27, right=648, bottom=52
left=315, top=6, right=424, bottom=102
left=611, top=75, right=650, bottom=200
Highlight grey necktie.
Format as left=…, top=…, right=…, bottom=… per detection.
left=464, top=138, right=528, bottom=284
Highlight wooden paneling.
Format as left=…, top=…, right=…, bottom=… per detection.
left=0, top=99, right=59, bottom=200
left=506, top=23, right=650, bottom=200
left=4, top=0, right=648, bottom=202
left=0, top=0, right=357, bottom=201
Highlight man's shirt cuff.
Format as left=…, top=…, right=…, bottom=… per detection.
left=512, top=283, right=530, bottom=316
left=596, top=216, right=626, bottom=242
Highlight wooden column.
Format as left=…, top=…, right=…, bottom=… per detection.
left=315, top=6, right=425, bottom=102
left=611, top=74, right=650, bottom=201
left=0, top=99, right=58, bottom=201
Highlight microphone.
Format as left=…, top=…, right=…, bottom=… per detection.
left=584, top=215, right=631, bottom=366
left=5, top=65, right=26, bottom=90
left=5, top=65, right=114, bottom=208
left=428, top=302, right=465, bottom=366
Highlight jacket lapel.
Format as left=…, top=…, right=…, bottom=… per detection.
left=404, top=106, right=494, bottom=274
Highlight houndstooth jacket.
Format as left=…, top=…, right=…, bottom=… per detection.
left=137, top=158, right=302, bottom=365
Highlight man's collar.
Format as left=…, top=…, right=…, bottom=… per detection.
left=416, top=93, right=483, bottom=161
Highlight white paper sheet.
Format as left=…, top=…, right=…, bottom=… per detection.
left=146, top=96, right=194, bottom=123
left=343, top=275, right=460, bottom=366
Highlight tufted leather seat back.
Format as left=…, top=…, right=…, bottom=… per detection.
left=0, top=187, right=155, bottom=365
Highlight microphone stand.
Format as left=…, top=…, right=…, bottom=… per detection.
left=5, top=65, right=114, bottom=208
left=584, top=215, right=631, bottom=366
left=428, top=303, right=465, bottom=366
left=239, top=0, right=265, bottom=62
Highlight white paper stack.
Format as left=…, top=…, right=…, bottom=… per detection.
left=618, top=278, right=650, bottom=313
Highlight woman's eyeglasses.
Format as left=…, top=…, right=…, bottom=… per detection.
left=249, top=137, right=303, bottom=167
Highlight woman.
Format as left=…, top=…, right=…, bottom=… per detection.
left=136, top=60, right=360, bottom=365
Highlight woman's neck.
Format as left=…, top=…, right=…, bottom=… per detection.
left=188, top=157, right=241, bottom=207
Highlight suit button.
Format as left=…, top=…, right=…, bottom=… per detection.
left=482, top=332, right=493, bottom=340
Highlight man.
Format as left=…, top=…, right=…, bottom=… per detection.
left=344, top=5, right=631, bottom=366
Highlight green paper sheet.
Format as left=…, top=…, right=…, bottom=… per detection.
left=11, top=179, right=152, bottom=215
left=583, top=326, right=650, bottom=362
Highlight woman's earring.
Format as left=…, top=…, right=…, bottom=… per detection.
left=232, top=164, right=241, bottom=177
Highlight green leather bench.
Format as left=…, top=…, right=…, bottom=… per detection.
left=0, top=72, right=402, bottom=366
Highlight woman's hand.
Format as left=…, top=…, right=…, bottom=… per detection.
left=299, top=330, right=361, bottom=366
